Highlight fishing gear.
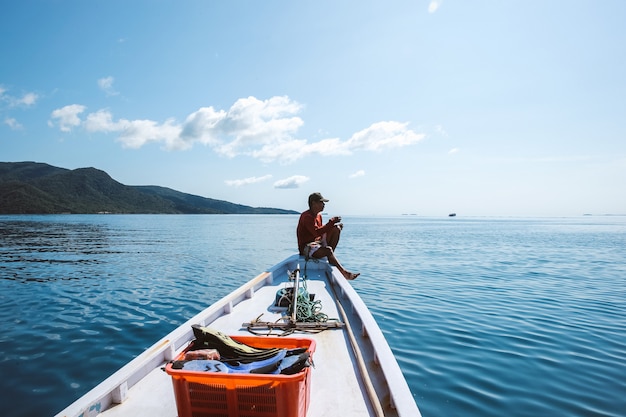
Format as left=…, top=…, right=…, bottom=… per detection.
left=244, top=261, right=344, bottom=335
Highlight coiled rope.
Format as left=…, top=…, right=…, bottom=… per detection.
left=288, top=277, right=329, bottom=323
left=245, top=259, right=341, bottom=336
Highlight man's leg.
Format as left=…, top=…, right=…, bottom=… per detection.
left=325, top=225, right=341, bottom=251
left=312, top=246, right=358, bottom=280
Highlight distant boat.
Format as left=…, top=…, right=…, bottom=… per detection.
left=448, top=213, right=456, bottom=217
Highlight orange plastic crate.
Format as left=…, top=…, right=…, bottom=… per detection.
left=165, top=336, right=315, bottom=417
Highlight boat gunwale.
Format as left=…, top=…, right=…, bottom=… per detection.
left=324, top=262, right=421, bottom=417
left=56, top=268, right=276, bottom=417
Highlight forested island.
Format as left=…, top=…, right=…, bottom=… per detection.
left=0, top=162, right=297, bottom=215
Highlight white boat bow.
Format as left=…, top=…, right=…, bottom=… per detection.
left=56, top=255, right=421, bottom=417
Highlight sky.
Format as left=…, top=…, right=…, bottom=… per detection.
left=1, top=1, right=625, bottom=216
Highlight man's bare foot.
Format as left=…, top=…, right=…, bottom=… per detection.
left=342, top=271, right=360, bottom=280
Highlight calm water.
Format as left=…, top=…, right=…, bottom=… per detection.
left=1, top=215, right=625, bottom=417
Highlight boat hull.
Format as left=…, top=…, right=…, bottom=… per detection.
left=55, top=255, right=421, bottom=417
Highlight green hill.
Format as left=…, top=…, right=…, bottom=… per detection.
left=0, top=162, right=297, bottom=215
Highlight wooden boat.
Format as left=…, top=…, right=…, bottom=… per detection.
left=55, top=254, right=421, bottom=417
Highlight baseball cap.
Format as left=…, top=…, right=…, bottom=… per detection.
left=309, top=192, right=329, bottom=204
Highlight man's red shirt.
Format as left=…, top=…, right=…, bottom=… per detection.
left=296, top=209, right=332, bottom=253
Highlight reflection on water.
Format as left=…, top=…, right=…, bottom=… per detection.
left=0, top=220, right=113, bottom=282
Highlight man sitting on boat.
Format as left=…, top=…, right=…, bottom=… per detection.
left=296, top=192, right=360, bottom=280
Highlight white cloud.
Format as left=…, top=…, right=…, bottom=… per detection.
left=119, top=118, right=182, bottom=149
left=448, top=147, right=460, bottom=154
left=346, top=121, right=425, bottom=152
left=0, top=87, right=37, bottom=130
left=428, top=0, right=443, bottom=13
left=4, top=117, right=23, bottom=130
left=301, top=137, right=352, bottom=157
left=180, top=106, right=227, bottom=148
left=83, top=109, right=121, bottom=132
left=83, top=109, right=183, bottom=149
left=210, top=96, right=304, bottom=157
left=349, top=170, right=365, bottom=178
left=225, top=175, right=273, bottom=187
left=251, top=120, right=424, bottom=162
left=0, top=87, right=39, bottom=107
left=252, top=138, right=309, bottom=163
left=98, top=76, right=119, bottom=96
left=274, top=175, right=309, bottom=189
left=49, top=95, right=426, bottom=161
left=48, top=104, right=86, bottom=132
left=16, top=92, right=38, bottom=106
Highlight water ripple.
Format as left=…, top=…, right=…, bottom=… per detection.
left=1, top=215, right=626, bottom=416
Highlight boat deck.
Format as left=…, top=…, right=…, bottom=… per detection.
left=57, top=256, right=420, bottom=417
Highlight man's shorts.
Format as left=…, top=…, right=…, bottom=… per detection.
left=303, top=241, right=322, bottom=258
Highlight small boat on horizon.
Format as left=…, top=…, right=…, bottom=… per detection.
left=448, top=213, right=457, bottom=217
left=55, top=254, right=421, bottom=417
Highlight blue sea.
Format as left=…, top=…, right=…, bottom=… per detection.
left=0, top=214, right=625, bottom=417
